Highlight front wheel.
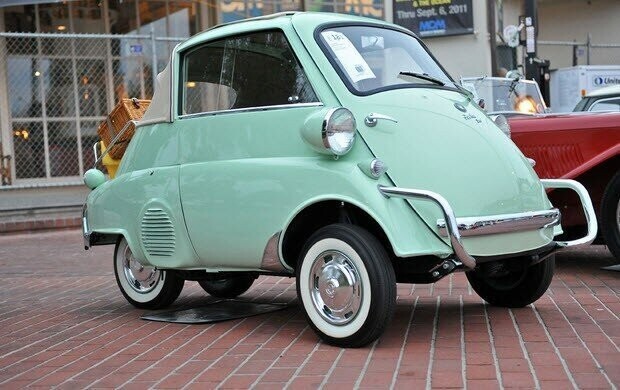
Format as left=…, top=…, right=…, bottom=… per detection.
left=601, top=170, right=620, bottom=260
left=466, top=256, right=555, bottom=308
left=296, top=224, right=396, bottom=348
left=114, top=237, right=184, bottom=309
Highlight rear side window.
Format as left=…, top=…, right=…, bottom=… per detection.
left=182, top=30, right=318, bottom=115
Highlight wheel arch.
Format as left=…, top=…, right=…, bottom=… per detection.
left=572, top=154, right=620, bottom=205
left=280, top=197, right=394, bottom=270
left=91, top=228, right=145, bottom=262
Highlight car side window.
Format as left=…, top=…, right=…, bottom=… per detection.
left=589, top=98, right=620, bottom=112
left=182, top=30, right=318, bottom=115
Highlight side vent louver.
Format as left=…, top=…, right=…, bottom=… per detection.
left=141, top=208, right=175, bottom=257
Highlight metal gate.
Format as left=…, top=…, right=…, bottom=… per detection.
left=539, top=36, right=620, bottom=68
left=0, top=31, right=184, bottom=184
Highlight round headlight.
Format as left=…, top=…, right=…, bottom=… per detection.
left=322, top=108, right=356, bottom=156
left=490, top=114, right=511, bottom=138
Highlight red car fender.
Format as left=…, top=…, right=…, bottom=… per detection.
left=509, top=112, right=620, bottom=229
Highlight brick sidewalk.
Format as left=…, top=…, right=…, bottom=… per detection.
left=0, top=230, right=618, bottom=389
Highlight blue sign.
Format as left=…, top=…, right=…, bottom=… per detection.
left=393, top=0, right=474, bottom=38
left=130, top=44, right=143, bottom=54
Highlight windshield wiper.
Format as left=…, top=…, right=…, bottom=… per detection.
left=400, top=71, right=475, bottom=100
left=398, top=71, right=445, bottom=86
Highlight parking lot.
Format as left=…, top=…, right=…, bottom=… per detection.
left=0, top=229, right=618, bottom=389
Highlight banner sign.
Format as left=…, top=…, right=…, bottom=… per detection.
left=393, top=0, right=474, bottom=38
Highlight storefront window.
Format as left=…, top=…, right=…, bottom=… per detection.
left=306, top=0, right=383, bottom=19
left=219, top=0, right=303, bottom=23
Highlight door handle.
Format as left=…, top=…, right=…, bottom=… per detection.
left=364, top=113, right=398, bottom=127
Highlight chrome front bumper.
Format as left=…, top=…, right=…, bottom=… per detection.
left=378, top=179, right=598, bottom=269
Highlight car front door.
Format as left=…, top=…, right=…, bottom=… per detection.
left=176, top=29, right=325, bottom=270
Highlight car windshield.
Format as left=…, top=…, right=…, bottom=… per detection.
left=460, top=77, right=547, bottom=115
left=318, top=25, right=457, bottom=94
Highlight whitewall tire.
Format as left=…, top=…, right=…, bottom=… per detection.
left=114, top=237, right=184, bottom=309
left=296, top=224, right=396, bottom=347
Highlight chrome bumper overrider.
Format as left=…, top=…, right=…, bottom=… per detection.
left=378, top=179, right=597, bottom=269
left=541, top=179, right=598, bottom=247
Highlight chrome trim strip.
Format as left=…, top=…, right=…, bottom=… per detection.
left=378, top=185, right=477, bottom=269
left=436, top=209, right=560, bottom=237
left=541, top=179, right=598, bottom=247
left=82, top=204, right=90, bottom=250
left=179, top=102, right=324, bottom=120
left=169, top=42, right=180, bottom=123
left=260, top=232, right=292, bottom=273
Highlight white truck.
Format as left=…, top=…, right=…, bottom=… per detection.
left=550, top=65, right=620, bottom=112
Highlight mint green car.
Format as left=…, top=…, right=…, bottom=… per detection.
left=82, top=12, right=597, bottom=347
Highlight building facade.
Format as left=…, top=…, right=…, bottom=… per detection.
left=0, top=0, right=618, bottom=187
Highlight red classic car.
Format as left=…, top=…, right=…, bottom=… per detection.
left=462, top=77, right=620, bottom=260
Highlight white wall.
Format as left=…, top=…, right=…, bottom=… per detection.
left=501, top=0, right=620, bottom=70
left=420, top=1, right=493, bottom=80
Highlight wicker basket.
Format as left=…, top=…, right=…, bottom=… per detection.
left=97, top=98, right=150, bottom=159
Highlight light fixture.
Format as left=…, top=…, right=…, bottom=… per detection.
left=34, top=71, right=41, bottom=77
left=321, top=108, right=356, bottom=156
left=514, top=96, right=537, bottom=114
left=358, top=158, right=388, bottom=179
left=57, top=25, right=67, bottom=31
left=186, top=81, right=196, bottom=88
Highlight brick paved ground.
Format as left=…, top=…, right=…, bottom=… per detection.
left=0, top=230, right=619, bottom=389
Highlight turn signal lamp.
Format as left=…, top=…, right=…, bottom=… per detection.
left=358, top=158, right=388, bottom=179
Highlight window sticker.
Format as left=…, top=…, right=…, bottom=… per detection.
left=322, top=31, right=376, bottom=83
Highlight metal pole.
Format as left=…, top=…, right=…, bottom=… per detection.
left=69, top=31, right=84, bottom=177
left=384, top=0, right=392, bottom=22
left=487, top=0, right=498, bottom=76
left=150, top=24, right=158, bottom=90
left=103, top=0, right=115, bottom=111
left=587, top=33, right=591, bottom=65
left=67, top=1, right=84, bottom=177
left=0, top=8, right=14, bottom=183
left=572, top=40, right=578, bottom=66
left=34, top=5, right=51, bottom=179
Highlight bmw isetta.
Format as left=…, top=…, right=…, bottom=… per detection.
left=82, top=12, right=597, bottom=347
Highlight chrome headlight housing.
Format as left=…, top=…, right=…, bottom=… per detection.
left=322, top=108, right=356, bottom=155
left=490, top=114, right=511, bottom=138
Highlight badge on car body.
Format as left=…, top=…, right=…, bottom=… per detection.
left=454, top=102, right=467, bottom=112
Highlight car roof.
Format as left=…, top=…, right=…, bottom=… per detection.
left=139, top=12, right=396, bottom=125
left=586, top=84, right=620, bottom=97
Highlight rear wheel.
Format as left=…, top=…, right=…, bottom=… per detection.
left=466, top=256, right=555, bottom=308
left=296, top=224, right=396, bottom=347
left=114, top=237, right=184, bottom=309
left=198, top=274, right=256, bottom=298
left=601, top=171, right=620, bottom=260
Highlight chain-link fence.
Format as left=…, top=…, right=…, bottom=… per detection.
left=0, top=31, right=184, bottom=184
left=539, top=36, right=620, bottom=69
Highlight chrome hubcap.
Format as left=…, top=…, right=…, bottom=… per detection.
left=309, top=250, right=362, bottom=325
left=122, top=245, right=160, bottom=294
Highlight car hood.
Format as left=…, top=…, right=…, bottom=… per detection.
left=344, top=88, right=551, bottom=229
left=509, top=110, right=620, bottom=133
